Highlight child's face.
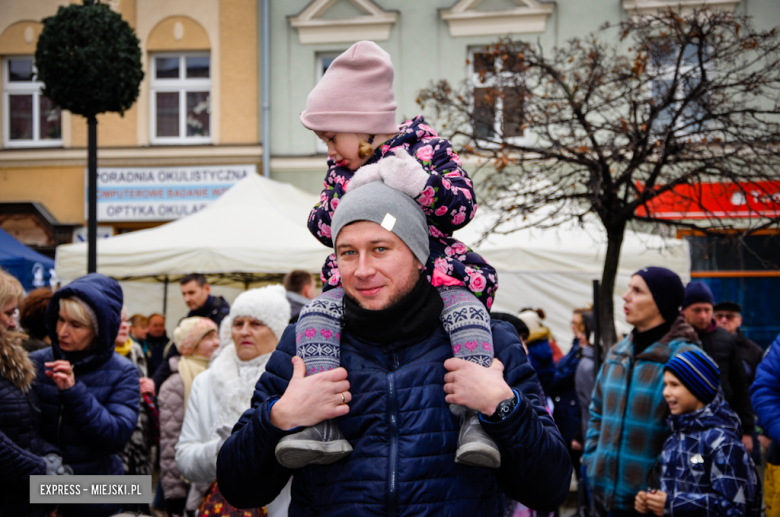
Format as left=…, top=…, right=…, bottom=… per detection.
left=315, top=131, right=369, bottom=171
left=663, top=371, right=705, bottom=415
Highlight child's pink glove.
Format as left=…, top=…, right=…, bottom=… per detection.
left=378, top=148, right=430, bottom=198
left=345, top=163, right=381, bottom=192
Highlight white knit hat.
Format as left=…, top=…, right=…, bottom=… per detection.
left=218, top=285, right=291, bottom=348
left=517, top=310, right=543, bottom=335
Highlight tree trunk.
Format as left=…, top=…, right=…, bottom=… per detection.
left=598, top=221, right=626, bottom=355
left=87, top=115, right=98, bottom=274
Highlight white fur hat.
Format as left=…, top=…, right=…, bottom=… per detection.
left=218, top=285, right=291, bottom=347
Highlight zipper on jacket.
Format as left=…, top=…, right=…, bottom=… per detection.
left=57, top=403, right=64, bottom=451
left=387, top=352, right=400, bottom=517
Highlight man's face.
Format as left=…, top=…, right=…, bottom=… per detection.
left=148, top=316, right=166, bottom=338
left=302, top=278, right=316, bottom=300
left=682, top=303, right=713, bottom=331
left=336, top=221, right=422, bottom=311
left=622, top=275, right=663, bottom=330
left=181, top=280, right=210, bottom=310
left=714, top=310, right=742, bottom=335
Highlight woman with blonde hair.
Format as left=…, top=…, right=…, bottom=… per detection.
left=0, top=269, right=24, bottom=330
left=176, top=285, right=292, bottom=517
left=1, top=270, right=66, bottom=517
left=30, top=273, right=139, bottom=517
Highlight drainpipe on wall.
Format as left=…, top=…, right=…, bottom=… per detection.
left=261, top=0, right=270, bottom=178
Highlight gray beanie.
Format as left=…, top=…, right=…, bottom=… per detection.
left=331, top=181, right=429, bottom=265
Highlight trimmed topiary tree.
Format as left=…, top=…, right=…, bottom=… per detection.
left=35, top=0, right=143, bottom=273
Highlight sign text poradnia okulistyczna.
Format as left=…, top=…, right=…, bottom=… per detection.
left=85, top=164, right=256, bottom=222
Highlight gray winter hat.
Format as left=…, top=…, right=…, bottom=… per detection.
left=331, top=181, right=429, bottom=265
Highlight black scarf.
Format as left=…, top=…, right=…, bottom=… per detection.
left=344, top=274, right=443, bottom=346
left=631, top=320, right=672, bottom=356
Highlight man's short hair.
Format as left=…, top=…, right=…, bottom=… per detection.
left=129, top=314, right=149, bottom=328
left=180, top=273, right=208, bottom=287
left=284, top=270, right=314, bottom=294
left=149, top=313, right=165, bottom=322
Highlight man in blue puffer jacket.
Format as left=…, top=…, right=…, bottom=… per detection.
left=751, top=333, right=780, bottom=514
left=217, top=181, right=572, bottom=516
left=31, top=273, right=139, bottom=517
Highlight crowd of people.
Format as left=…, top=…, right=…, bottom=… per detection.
left=0, top=39, right=777, bottom=517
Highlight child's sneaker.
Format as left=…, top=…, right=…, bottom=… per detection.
left=454, top=410, right=501, bottom=468
left=275, top=420, right=352, bottom=469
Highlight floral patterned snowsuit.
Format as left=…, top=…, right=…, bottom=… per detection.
left=308, top=115, right=498, bottom=308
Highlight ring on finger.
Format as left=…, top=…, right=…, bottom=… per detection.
left=340, top=392, right=346, bottom=405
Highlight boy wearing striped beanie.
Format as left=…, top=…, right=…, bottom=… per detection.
left=635, top=350, right=760, bottom=516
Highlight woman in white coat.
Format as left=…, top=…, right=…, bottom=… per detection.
left=176, top=285, right=292, bottom=517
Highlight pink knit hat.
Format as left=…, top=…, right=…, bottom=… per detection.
left=173, top=317, right=218, bottom=357
left=300, top=41, right=397, bottom=134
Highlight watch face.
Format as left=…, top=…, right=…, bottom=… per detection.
left=486, top=394, right=517, bottom=422
left=499, top=402, right=512, bottom=417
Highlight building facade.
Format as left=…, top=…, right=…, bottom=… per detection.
left=0, top=0, right=260, bottom=254
left=265, top=0, right=777, bottom=192
left=266, top=0, right=779, bottom=347
left=1, top=0, right=778, bottom=343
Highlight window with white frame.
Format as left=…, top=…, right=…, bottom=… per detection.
left=315, top=52, right=342, bottom=154
left=649, top=42, right=708, bottom=135
left=2, top=57, right=62, bottom=148
left=150, top=53, right=211, bottom=145
left=468, top=49, right=526, bottom=145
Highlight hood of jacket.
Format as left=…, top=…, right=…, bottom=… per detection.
left=667, top=392, right=741, bottom=436
left=365, top=115, right=438, bottom=164
left=45, top=273, right=123, bottom=374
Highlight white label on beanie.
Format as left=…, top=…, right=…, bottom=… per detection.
left=381, top=213, right=396, bottom=232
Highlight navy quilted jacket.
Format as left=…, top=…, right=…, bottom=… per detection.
left=526, top=337, right=555, bottom=395
left=0, top=376, right=45, bottom=476
left=660, top=393, right=761, bottom=516
left=751, top=334, right=780, bottom=441
left=217, top=321, right=572, bottom=516
left=30, top=274, right=139, bottom=517
left=550, top=341, right=582, bottom=445
left=0, top=375, right=57, bottom=517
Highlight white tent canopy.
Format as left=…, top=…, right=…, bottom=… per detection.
left=455, top=210, right=690, bottom=349
left=56, top=174, right=331, bottom=282
left=55, top=175, right=690, bottom=344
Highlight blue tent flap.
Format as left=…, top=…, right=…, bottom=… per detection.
left=0, top=228, right=55, bottom=291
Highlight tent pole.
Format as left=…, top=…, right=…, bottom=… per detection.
left=261, top=0, right=271, bottom=178
left=87, top=115, right=98, bottom=274
left=592, top=279, right=601, bottom=373
left=163, top=276, right=169, bottom=320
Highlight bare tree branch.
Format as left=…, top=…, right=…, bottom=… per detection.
left=418, top=8, right=780, bottom=347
